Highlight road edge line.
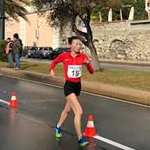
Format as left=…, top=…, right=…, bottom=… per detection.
left=0, top=99, right=9, bottom=105
left=94, top=135, right=136, bottom=150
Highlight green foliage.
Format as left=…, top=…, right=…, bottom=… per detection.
left=91, top=9, right=100, bottom=22
left=92, top=0, right=147, bottom=22
left=0, top=40, right=7, bottom=62
left=101, top=0, right=134, bottom=21
left=90, top=0, right=135, bottom=22
left=32, top=0, right=102, bottom=46
left=32, top=0, right=99, bottom=27
left=133, top=0, right=147, bottom=20
left=0, top=0, right=30, bottom=21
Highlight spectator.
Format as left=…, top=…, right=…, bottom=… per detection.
left=13, top=33, right=22, bottom=70
left=5, top=38, right=14, bottom=68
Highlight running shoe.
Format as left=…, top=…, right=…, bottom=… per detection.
left=78, top=137, right=89, bottom=147
left=55, top=126, right=62, bottom=138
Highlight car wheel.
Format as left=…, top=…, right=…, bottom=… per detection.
left=53, top=55, right=57, bottom=59
left=30, top=54, right=34, bottom=58
left=39, top=55, right=43, bottom=59
left=48, top=55, right=52, bottom=60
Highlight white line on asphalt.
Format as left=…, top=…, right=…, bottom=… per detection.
left=3, top=74, right=150, bottom=109
left=94, top=135, right=136, bottom=150
left=0, top=99, right=9, bottom=105
left=3, top=74, right=63, bottom=89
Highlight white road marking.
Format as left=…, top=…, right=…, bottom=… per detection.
left=3, top=74, right=62, bottom=89
left=94, top=135, right=136, bottom=150
left=0, top=99, right=9, bottom=105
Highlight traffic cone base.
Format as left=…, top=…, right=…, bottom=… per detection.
left=10, top=100, right=18, bottom=107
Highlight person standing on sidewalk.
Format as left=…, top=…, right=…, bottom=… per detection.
left=13, top=33, right=22, bottom=70
left=49, top=36, right=94, bottom=147
left=5, top=38, right=14, bottom=68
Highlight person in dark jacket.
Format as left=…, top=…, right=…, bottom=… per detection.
left=13, top=33, right=22, bottom=70
left=5, top=38, right=14, bottom=68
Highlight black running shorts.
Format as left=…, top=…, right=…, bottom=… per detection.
left=64, top=81, right=81, bottom=97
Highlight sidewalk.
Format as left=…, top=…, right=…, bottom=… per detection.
left=1, top=67, right=150, bottom=106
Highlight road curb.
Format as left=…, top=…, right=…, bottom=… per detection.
left=0, top=67, right=64, bottom=86
left=1, top=67, right=150, bottom=106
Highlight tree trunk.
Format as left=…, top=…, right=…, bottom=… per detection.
left=72, top=18, right=100, bottom=71
left=88, top=41, right=100, bottom=71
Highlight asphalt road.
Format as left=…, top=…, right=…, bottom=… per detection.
left=0, top=75, right=150, bottom=150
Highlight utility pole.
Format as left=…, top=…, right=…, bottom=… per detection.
left=0, top=0, right=5, bottom=40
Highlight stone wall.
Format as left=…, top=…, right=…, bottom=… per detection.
left=59, top=20, right=150, bottom=61
left=92, top=20, right=150, bottom=61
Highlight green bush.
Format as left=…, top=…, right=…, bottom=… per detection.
left=0, top=40, right=7, bottom=62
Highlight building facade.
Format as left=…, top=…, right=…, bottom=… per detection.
left=5, top=7, right=60, bottom=48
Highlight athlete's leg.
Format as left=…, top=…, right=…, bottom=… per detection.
left=57, top=101, right=71, bottom=127
left=55, top=101, right=71, bottom=138
left=66, top=93, right=83, bottom=139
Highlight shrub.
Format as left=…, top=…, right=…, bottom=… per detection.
left=0, top=40, right=7, bottom=62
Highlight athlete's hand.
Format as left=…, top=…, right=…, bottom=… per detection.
left=84, top=59, right=90, bottom=64
left=49, top=70, right=56, bottom=78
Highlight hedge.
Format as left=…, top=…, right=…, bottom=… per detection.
left=0, top=40, right=7, bottom=62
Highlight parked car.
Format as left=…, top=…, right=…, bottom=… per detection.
left=23, top=46, right=53, bottom=59
left=24, top=46, right=37, bottom=58
left=22, top=46, right=29, bottom=57
left=49, top=47, right=70, bottom=60
left=31, top=47, right=53, bottom=59
left=42, top=47, right=53, bottom=58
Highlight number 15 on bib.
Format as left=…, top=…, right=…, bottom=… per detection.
left=67, top=65, right=82, bottom=78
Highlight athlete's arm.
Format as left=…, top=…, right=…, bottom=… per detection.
left=49, top=53, right=63, bottom=77
left=49, top=69, right=55, bottom=78
left=83, top=55, right=94, bottom=74
left=49, top=53, right=63, bottom=70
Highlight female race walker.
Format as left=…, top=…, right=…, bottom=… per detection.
left=49, top=36, right=94, bottom=147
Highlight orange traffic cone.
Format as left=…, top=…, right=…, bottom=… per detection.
left=9, top=92, right=18, bottom=108
left=83, top=115, right=98, bottom=137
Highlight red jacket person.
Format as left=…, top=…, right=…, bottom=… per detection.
left=49, top=36, right=94, bottom=147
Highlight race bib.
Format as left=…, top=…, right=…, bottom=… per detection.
left=67, top=65, right=82, bottom=78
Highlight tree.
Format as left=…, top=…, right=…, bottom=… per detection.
left=0, top=0, right=30, bottom=21
left=32, top=0, right=135, bottom=70
left=104, top=0, right=148, bottom=21
left=32, top=0, right=102, bottom=70
left=133, top=0, right=147, bottom=20
left=99, top=0, right=147, bottom=21
left=99, top=0, right=135, bottom=21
